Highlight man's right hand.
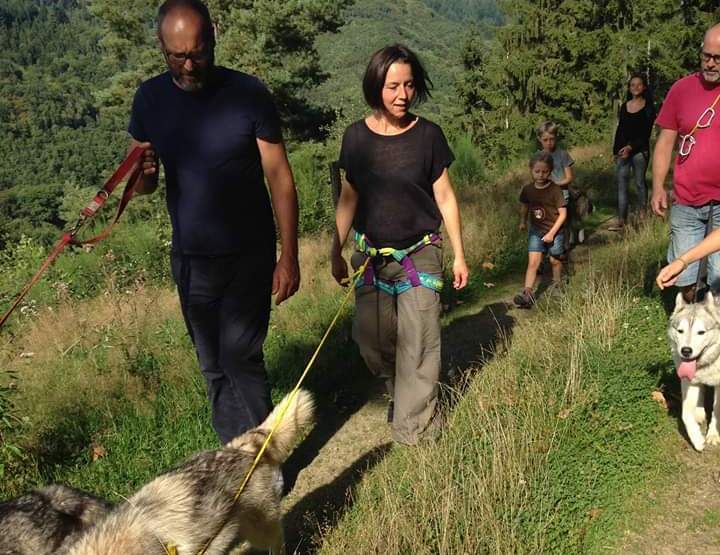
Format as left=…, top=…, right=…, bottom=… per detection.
left=137, top=142, right=158, bottom=176
left=651, top=188, right=668, bottom=217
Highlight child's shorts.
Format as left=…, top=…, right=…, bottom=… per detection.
left=528, top=229, right=565, bottom=257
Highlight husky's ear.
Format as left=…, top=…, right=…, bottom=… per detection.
left=673, top=291, right=686, bottom=313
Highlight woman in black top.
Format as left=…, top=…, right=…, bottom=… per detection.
left=331, top=44, right=468, bottom=445
left=610, top=73, right=655, bottom=230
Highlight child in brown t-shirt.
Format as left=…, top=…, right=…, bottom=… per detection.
left=514, top=152, right=568, bottom=308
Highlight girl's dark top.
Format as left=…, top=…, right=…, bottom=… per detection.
left=338, top=117, right=454, bottom=249
left=613, top=101, right=655, bottom=155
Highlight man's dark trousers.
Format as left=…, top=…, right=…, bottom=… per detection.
left=171, top=250, right=275, bottom=444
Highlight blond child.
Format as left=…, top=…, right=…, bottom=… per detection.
left=515, top=152, right=568, bottom=308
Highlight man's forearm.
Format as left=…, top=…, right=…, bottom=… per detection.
left=652, top=130, right=676, bottom=192
left=271, top=183, right=299, bottom=259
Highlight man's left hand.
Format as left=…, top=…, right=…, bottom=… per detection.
left=272, top=254, right=300, bottom=305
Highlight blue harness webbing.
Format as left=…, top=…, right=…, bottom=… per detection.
left=354, top=231, right=443, bottom=296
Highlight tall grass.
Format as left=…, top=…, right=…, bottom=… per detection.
left=317, top=219, right=674, bottom=554
left=0, top=141, right=658, bottom=554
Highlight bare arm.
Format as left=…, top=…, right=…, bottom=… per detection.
left=519, top=203, right=529, bottom=230
left=433, top=168, right=469, bottom=289
left=553, top=165, right=574, bottom=187
left=330, top=179, right=359, bottom=285
left=257, top=137, right=300, bottom=305
left=543, top=206, right=567, bottom=240
left=651, top=127, right=678, bottom=217
left=657, top=227, right=720, bottom=289
left=128, top=139, right=159, bottom=195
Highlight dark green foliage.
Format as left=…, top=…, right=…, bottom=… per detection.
left=459, top=0, right=720, bottom=165
left=313, top=0, right=478, bottom=138
left=421, top=0, right=503, bottom=24
left=213, top=0, right=353, bottom=140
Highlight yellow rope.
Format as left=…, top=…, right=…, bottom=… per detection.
left=194, top=257, right=369, bottom=555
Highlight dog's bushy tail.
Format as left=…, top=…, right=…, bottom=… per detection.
left=228, top=390, right=314, bottom=463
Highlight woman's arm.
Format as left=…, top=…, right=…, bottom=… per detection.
left=331, top=179, right=359, bottom=285
left=656, top=226, right=720, bottom=289
left=433, top=168, right=469, bottom=289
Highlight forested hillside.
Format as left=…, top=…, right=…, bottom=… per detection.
left=459, top=0, right=719, bottom=164
left=311, top=0, right=480, bottom=133
left=0, top=0, right=493, bottom=251
left=1, top=0, right=719, bottom=251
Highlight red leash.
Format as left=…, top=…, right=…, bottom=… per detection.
left=0, top=146, right=146, bottom=330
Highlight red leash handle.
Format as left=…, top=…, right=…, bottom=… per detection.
left=0, top=147, right=146, bottom=330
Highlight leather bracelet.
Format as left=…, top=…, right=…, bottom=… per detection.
left=677, top=257, right=688, bottom=271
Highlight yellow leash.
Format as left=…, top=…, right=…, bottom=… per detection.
left=193, top=257, right=369, bottom=555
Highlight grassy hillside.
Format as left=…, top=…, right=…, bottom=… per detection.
left=0, top=138, right=692, bottom=554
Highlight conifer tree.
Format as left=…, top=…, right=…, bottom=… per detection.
left=459, top=0, right=720, bottom=164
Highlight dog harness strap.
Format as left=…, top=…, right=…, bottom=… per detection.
left=164, top=543, right=179, bottom=555
left=353, top=232, right=443, bottom=296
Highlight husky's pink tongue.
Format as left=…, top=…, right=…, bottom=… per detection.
left=677, top=359, right=697, bottom=381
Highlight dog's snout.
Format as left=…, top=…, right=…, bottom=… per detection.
left=681, top=347, right=693, bottom=358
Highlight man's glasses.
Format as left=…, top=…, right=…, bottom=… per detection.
left=701, top=51, right=720, bottom=65
left=164, top=47, right=210, bottom=65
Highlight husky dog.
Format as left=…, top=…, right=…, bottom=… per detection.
left=668, top=292, right=720, bottom=451
left=0, top=484, right=112, bottom=555
left=67, top=389, right=314, bottom=555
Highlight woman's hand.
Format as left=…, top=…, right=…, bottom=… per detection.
left=656, top=258, right=688, bottom=290
left=519, top=222, right=526, bottom=232
left=331, top=252, right=349, bottom=286
left=452, top=257, right=469, bottom=290
left=542, top=232, right=555, bottom=244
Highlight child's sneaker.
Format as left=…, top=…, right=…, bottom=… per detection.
left=513, top=288, right=535, bottom=308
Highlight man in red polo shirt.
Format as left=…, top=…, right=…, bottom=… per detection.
left=652, top=24, right=720, bottom=302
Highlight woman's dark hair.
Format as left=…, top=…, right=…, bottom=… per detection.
left=529, top=151, right=554, bottom=170
left=626, top=72, right=651, bottom=101
left=362, top=44, right=433, bottom=110
left=157, top=0, right=214, bottom=45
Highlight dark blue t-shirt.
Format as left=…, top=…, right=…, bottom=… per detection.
left=128, top=67, right=282, bottom=255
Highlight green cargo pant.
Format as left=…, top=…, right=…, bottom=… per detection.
left=351, top=243, right=443, bottom=445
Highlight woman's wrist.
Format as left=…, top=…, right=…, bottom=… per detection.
left=677, top=257, right=688, bottom=271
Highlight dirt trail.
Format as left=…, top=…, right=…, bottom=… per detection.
left=274, top=220, right=617, bottom=554
left=614, top=432, right=720, bottom=555
left=277, top=295, right=521, bottom=554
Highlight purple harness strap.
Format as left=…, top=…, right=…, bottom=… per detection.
left=360, top=233, right=439, bottom=288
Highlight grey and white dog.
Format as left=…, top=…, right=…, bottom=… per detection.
left=67, top=389, right=314, bottom=555
left=668, top=291, right=720, bottom=451
left=0, top=484, right=112, bottom=555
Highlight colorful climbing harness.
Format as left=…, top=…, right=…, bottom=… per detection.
left=354, top=231, right=444, bottom=296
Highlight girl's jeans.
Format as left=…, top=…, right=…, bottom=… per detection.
left=615, top=151, right=648, bottom=221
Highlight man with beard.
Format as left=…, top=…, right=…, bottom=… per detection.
left=652, top=24, right=720, bottom=302
left=128, top=0, right=300, bottom=443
